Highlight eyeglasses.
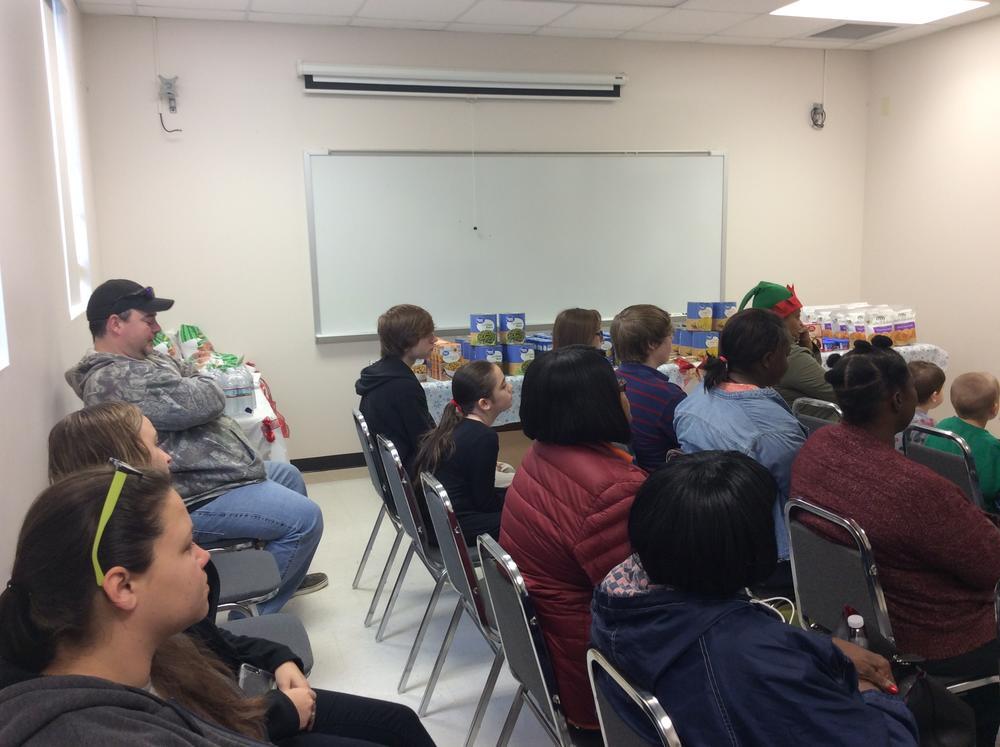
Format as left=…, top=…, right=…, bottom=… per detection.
left=92, top=458, right=145, bottom=586
left=617, top=377, right=627, bottom=393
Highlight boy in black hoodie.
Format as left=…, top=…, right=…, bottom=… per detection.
left=355, top=305, right=437, bottom=478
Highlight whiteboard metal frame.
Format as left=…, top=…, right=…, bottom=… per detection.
left=304, top=149, right=728, bottom=344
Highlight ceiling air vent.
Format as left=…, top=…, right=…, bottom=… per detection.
left=811, top=23, right=898, bottom=40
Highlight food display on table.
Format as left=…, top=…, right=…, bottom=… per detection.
left=803, top=304, right=918, bottom=352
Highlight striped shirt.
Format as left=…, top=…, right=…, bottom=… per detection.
left=617, top=361, right=686, bottom=472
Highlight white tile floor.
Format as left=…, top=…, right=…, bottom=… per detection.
left=285, top=468, right=556, bottom=746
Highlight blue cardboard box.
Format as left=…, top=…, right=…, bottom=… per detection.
left=499, top=313, right=526, bottom=343
left=504, top=343, right=536, bottom=375
left=469, top=314, right=499, bottom=345
left=469, top=345, right=504, bottom=364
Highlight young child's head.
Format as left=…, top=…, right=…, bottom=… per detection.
left=377, top=304, right=435, bottom=359
left=950, top=372, right=1000, bottom=424
left=610, top=304, right=673, bottom=367
left=907, top=361, right=946, bottom=411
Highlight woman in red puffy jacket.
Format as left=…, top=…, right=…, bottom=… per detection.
left=499, top=344, right=647, bottom=732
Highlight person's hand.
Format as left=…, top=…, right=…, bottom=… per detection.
left=274, top=661, right=309, bottom=692
left=193, top=349, right=213, bottom=366
left=283, top=686, right=316, bottom=731
left=831, top=638, right=898, bottom=694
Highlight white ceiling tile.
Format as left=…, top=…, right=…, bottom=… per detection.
left=447, top=21, right=539, bottom=33
left=549, top=4, right=669, bottom=29
left=679, top=0, right=786, bottom=11
left=932, top=3, right=1000, bottom=26
left=701, top=34, right=777, bottom=44
left=248, top=11, right=351, bottom=24
left=136, top=5, right=246, bottom=19
left=249, top=0, right=363, bottom=15
left=619, top=29, right=706, bottom=41
left=534, top=25, right=622, bottom=37
left=716, top=13, right=834, bottom=37
left=348, top=16, right=449, bottom=29
left=639, top=8, right=751, bottom=33
left=457, top=0, right=572, bottom=25
left=774, top=37, right=852, bottom=48
left=355, top=0, right=475, bottom=22
left=77, top=2, right=137, bottom=14
left=136, top=0, right=247, bottom=8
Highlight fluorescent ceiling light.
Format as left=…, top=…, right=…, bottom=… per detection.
left=771, top=0, right=988, bottom=25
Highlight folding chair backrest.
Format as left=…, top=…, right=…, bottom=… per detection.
left=421, top=473, right=490, bottom=630
left=376, top=434, right=431, bottom=552
left=785, top=497, right=896, bottom=658
left=903, top=424, right=985, bottom=509
left=791, top=397, right=843, bottom=436
left=477, top=535, right=571, bottom=746
left=353, top=410, right=395, bottom=516
left=587, top=649, right=682, bottom=747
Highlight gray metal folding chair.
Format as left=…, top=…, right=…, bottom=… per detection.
left=791, top=397, right=842, bottom=436
left=210, top=546, right=281, bottom=618
left=786, top=497, right=1000, bottom=694
left=903, top=423, right=986, bottom=510
left=477, top=535, right=576, bottom=747
left=375, top=435, right=449, bottom=646
left=587, top=649, right=682, bottom=747
left=220, top=613, right=315, bottom=675
left=352, top=410, right=407, bottom=627
left=416, top=474, right=503, bottom=744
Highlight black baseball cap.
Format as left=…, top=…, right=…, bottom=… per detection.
left=86, top=279, right=175, bottom=322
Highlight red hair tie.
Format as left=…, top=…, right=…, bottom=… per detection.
left=449, top=398, right=464, bottom=415
left=719, top=355, right=729, bottom=365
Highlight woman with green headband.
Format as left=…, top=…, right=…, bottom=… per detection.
left=738, top=281, right=835, bottom=408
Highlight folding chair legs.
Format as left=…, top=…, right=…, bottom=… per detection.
left=352, top=505, right=386, bottom=590
left=497, top=684, right=526, bottom=747
left=464, top=648, right=505, bottom=747
left=418, top=601, right=464, bottom=716
left=364, top=527, right=404, bottom=627
left=376, top=543, right=416, bottom=642
left=398, top=574, right=447, bottom=693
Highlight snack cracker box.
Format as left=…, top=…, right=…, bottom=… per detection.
left=469, top=345, right=504, bottom=364
left=677, top=330, right=693, bottom=357
left=672, top=328, right=681, bottom=356
left=600, top=330, right=614, bottom=361
left=711, top=302, right=737, bottom=331
left=499, top=314, right=527, bottom=344
left=686, top=302, right=714, bottom=331
left=410, top=358, right=428, bottom=382
left=429, top=340, right=468, bottom=380
left=504, top=344, right=536, bottom=375
left=469, top=314, right=499, bottom=345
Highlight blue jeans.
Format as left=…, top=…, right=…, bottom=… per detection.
left=191, top=462, right=323, bottom=614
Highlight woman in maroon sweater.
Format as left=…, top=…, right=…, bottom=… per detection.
left=792, top=337, right=1000, bottom=744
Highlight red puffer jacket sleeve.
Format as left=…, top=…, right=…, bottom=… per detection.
left=499, top=442, right=646, bottom=729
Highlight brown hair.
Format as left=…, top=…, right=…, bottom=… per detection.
left=49, top=402, right=151, bottom=481
left=0, top=467, right=267, bottom=739
left=377, top=304, right=435, bottom=358
left=414, top=361, right=499, bottom=478
left=611, top=305, right=673, bottom=364
left=552, top=308, right=601, bottom=349
left=950, top=372, right=1000, bottom=421
left=908, top=361, right=946, bottom=405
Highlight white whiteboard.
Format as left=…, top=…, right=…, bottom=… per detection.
left=305, top=151, right=726, bottom=340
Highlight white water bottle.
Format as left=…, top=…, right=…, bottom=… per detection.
left=847, top=614, right=869, bottom=650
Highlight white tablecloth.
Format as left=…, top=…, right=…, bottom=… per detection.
left=421, top=364, right=686, bottom=426
left=819, top=343, right=948, bottom=370
left=233, top=373, right=290, bottom=462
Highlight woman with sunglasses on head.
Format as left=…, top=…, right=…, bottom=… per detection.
left=499, top=344, right=647, bottom=735
left=30, top=402, right=436, bottom=747
left=413, top=360, right=514, bottom=545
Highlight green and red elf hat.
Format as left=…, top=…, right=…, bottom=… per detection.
left=738, top=281, right=802, bottom=319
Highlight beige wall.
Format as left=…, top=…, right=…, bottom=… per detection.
left=863, top=17, right=1000, bottom=421
left=0, top=0, right=98, bottom=573
left=80, top=16, right=870, bottom=458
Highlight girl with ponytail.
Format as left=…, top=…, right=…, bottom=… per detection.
left=674, top=308, right=807, bottom=596
left=413, top=360, right=513, bottom=544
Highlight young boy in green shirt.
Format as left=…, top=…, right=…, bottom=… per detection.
left=926, top=371, right=1000, bottom=512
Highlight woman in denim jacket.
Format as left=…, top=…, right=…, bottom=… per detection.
left=674, top=308, right=807, bottom=592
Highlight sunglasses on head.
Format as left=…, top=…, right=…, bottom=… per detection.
left=92, top=458, right=146, bottom=586
left=110, top=287, right=155, bottom=314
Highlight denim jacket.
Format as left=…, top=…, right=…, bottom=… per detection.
left=674, top=384, right=807, bottom=560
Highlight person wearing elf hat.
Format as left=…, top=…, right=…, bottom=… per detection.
left=738, top=282, right=835, bottom=408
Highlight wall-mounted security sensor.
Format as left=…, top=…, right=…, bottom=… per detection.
left=158, top=75, right=178, bottom=113
left=810, top=102, right=826, bottom=129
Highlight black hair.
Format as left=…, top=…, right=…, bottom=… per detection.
left=629, top=451, right=778, bottom=596
left=414, top=360, right=500, bottom=475
left=702, top=308, right=787, bottom=390
left=825, top=335, right=909, bottom=426
left=0, top=466, right=171, bottom=672
left=520, top=344, right=631, bottom=445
